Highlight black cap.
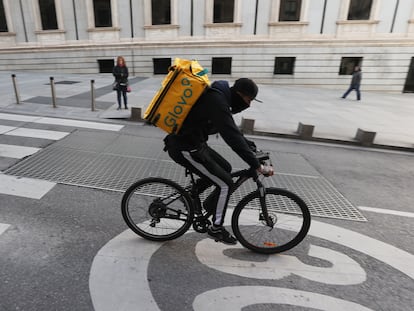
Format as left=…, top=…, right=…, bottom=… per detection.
left=233, top=78, right=262, bottom=102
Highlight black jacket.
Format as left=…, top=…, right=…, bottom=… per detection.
left=166, top=81, right=260, bottom=169
left=112, top=65, right=129, bottom=84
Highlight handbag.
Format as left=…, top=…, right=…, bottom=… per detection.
left=127, top=86, right=131, bottom=93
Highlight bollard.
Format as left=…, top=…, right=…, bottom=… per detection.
left=11, top=74, right=21, bottom=104
left=91, top=79, right=96, bottom=111
left=50, top=77, right=57, bottom=108
left=355, top=128, right=376, bottom=146
left=241, top=118, right=255, bottom=134
left=297, top=122, right=315, bottom=139
left=130, top=107, right=142, bottom=121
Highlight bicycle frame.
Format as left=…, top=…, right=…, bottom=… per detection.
left=151, top=149, right=274, bottom=227
left=186, top=167, right=275, bottom=227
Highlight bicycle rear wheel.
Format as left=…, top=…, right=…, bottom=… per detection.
left=121, top=177, right=194, bottom=241
left=232, top=187, right=311, bottom=254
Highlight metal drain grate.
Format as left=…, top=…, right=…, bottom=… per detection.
left=5, top=130, right=366, bottom=222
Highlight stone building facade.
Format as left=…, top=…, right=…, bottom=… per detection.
left=1, top=0, right=414, bottom=92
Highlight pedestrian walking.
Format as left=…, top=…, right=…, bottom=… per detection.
left=113, top=56, right=129, bottom=110
left=342, top=65, right=362, bottom=101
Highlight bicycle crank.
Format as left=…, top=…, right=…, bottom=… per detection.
left=192, top=217, right=211, bottom=233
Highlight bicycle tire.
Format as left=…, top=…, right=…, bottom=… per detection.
left=232, top=187, right=311, bottom=254
left=121, top=177, right=194, bottom=241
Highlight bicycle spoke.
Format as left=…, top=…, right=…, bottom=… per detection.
left=232, top=188, right=310, bottom=254
left=121, top=178, right=194, bottom=241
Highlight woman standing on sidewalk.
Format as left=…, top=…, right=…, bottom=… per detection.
left=113, top=56, right=129, bottom=110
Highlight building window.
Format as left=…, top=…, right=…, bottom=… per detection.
left=279, top=0, right=302, bottom=22
left=274, top=57, right=296, bottom=74
left=339, top=57, right=362, bottom=75
left=152, top=0, right=171, bottom=25
left=153, top=58, right=171, bottom=74
left=39, top=0, right=58, bottom=30
left=214, top=0, right=234, bottom=23
left=98, top=59, right=114, bottom=73
left=0, top=0, right=7, bottom=32
left=212, top=57, right=232, bottom=74
left=347, top=0, right=373, bottom=20
left=93, top=0, right=112, bottom=27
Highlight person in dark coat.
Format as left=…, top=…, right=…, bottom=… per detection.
left=342, top=65, right=362, bottom=101
left=113, top=56, right=129, bottom=110
left=164, top=78, right=274, bottom=244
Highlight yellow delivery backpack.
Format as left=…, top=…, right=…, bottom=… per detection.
left=144, top=58, right=210, bottom=134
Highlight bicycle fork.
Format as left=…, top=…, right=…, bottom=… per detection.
left=257, top=180, right=275, bottom=228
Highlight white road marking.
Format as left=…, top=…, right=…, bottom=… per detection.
left=0, top=113, right=124, bottom=131
left=0, top=144, right=40, bottom=158
left=0, top=173, right=56, bottom=199
left=0, top=113, right=39, bottom=122
left=89, top=219, right=414, bottom=311
left=89, top=231, right=160, bottom=311
left=193, top=287, right=374, bottom=311
left=359, top=206, right=414, bottom=218
left=35, top=117, right=123, bottom=132
left=5, top=128, right=70, bottom=140
left=196, top=240, right=366, bottom=285
left=0, top=223, right=10, bottom=236
left=0, top=125, right=17, bottom=134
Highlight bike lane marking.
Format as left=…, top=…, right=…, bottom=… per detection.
left=193, top=286, right=374, bottom=311
left=196, top=241, right=366, bottom=285
left=89, top=219, right=414, bottom=311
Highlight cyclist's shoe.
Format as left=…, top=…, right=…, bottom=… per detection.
left=207, top=225, right=237, bottom=245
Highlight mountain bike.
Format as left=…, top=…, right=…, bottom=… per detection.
left=121, top=151, right=311, bottom=254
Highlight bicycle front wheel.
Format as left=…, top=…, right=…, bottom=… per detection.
left=121, top=177, right=194, bottom=241
left=232, top=187, right=311, bottom=254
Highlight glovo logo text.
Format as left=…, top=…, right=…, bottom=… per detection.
left=164, top=77, right=193, bottom=128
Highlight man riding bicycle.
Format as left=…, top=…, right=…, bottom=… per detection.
left=164, top=78, right=274, bottom=244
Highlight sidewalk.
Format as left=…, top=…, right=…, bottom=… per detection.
left=1, top=71, right=413, bottom=151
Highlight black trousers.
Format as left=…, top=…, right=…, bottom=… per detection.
left=168, top=144, right=233, bottom=226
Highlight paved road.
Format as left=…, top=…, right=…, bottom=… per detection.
left=0, top=113, right=413, bottom=311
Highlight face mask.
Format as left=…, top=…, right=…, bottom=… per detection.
left=230, top=89, right=249, bottom=114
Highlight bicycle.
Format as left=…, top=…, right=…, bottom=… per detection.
left=121, top=151, right=311, bottom=254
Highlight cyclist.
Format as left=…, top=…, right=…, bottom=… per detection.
left=164, top=78, right=274, bottom=244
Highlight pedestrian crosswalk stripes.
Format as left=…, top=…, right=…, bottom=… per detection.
left=0, top=173, right=56, bottom=199
left=0, top=113, right=124, bottom=132
left=38, top=117, right=124, bottom=131
left=0, top=223, right=10, bottom=236
left=0, top=113, right=38, bottom=122
left=0, top=143, right=40, bottom=159
left=5, top=128, right=70, bottom=140
left=0, top=112, right=124, bottom=200
left=0, top=125, right=17, bottom=134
